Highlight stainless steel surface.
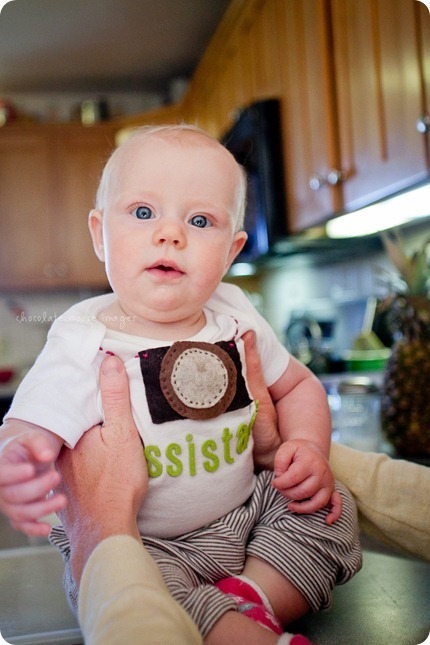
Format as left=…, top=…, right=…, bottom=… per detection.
left=0, top=514, right=49, bottom=550
left=291, top=547, right=430, bottom=645
left=0, top=535, right=428, bottom=645
left=0, top=545, right=81, bottom=645
left=337, top=376, right=380, bottom=394
left=285, top=317, right=322, bottom=365
left=334, top=378, right=382, bottom=452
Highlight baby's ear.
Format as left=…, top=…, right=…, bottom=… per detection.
left=88, top=210, right=105, bottom=262
left=225, top=231, right=247, bottom=272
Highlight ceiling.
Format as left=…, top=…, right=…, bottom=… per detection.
left=0, top=0, right=231, bottom=96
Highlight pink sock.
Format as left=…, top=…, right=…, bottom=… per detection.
left=278, top=634, right=313, bottom=645
left=215, top=576, right=283, bottom=634
left=215, top=576, right=313, bottom=644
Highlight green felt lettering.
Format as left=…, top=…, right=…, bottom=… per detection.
left=166, top=443, right=183, bottom=477
left=236, top=422, right=251, bottom=454
left=222, top=427, right=234, bottom=464
left=202, top=439, right=219, bottom=472
left=145, top=445, right=162, bottom=478
left=186, top=434, right=197, bottom=476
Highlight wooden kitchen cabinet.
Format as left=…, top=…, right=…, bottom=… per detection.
left=0, top=123, right=115, bottom=290
left=415, top=0, right=430, bottom=165
left=182, top=0, right=430, bottom=233
left=0, top=127, right=53, bottom=289
left=273, top=0, right=343, bottom=231
left=330, top=0, right=429, bottom=213
left=276, top=0, right=430, bottom=231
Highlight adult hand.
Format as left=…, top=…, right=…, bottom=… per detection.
left=54, top=355, right=147, bottom=585
left=242, top=330, right=281, bottom=471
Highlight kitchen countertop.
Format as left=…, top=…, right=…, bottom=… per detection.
left=1, top=537, right=428, bottom=645
left=291, top=538, right=430, bottom=645
left=0, top=545, right=81, bottom=645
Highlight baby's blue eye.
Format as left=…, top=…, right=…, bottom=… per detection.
left=190, top=214, right=211, bottom=228
left=133, top=206, right=153, bottom=220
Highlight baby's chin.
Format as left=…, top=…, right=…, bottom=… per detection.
left=120, top=304, right=206, bottom=340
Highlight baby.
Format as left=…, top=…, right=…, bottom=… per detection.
left=0, top=125, right=361, bottom=643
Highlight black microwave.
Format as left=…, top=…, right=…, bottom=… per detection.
left=221, top=99, right=287, bottom=264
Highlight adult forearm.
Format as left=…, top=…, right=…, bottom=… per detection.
left=68, top=514, right=142, bottom=587
left=329, top=442, right=430, bottom=561
left=79, top=535, right=203, bottom=645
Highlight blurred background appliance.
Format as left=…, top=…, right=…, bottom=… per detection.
left=222, top=98, right=287, bottom=264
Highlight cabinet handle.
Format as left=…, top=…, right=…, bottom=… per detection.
left=309, top=174, right=326, bottom=191
left=326, top=169, right=346, bottom=186
left=309, top=169, right=346, bottom=191
left=43, top=263, right=69, bottom=279
left=54, top=263, right=69, bottom=278
left=43, top=264, right=55, bottom=279
left=416, top=115, right=430, bottom=134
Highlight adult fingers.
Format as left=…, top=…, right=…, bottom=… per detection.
left=99, top=355, right=139, bottom=444
left=243, top=331, right=271, bottom=405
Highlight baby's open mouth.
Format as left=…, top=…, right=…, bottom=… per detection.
left=156, top=265, right=175, bottom=272
left=148, top=261, right=184, bottom=277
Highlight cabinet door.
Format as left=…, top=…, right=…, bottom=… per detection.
left=332, top=0, right=428, bottom=211
left=0, top=129, right=53, bottom=290
left=50, top=126, right=114, bottom=288
left=275, top=0, right=343, bottom=232
left=0, top=124, right=114, bottom=291
left=416, top=0, right=430, bottom=166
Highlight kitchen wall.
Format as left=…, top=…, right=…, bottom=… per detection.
left=0, top=289, right=105, bottom=375
left=258, top=250, right=386, bottom=336
left=233, top=221, right=429, bottom=346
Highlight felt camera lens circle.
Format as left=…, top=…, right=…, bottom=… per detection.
left=160, top=341, right=237, bottom=420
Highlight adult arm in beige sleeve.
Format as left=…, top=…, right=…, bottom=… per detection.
left=329, top=442, right=430, bottom=561
left=55, top=356, right=202, bottom=644
left=79, top=535, right=202, bottom=645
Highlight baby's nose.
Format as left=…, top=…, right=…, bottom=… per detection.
left=153, top=219, right=186, bottom=247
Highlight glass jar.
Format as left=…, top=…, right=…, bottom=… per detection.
left=334, top=377, right=382, bottom=452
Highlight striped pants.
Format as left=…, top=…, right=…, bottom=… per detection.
left=50, top=471, right=362, bottom=637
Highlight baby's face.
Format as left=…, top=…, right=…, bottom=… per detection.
left=89, top=133, right=246, bottom=330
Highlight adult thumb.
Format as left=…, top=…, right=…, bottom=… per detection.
left=99, top=355, right=133, bottom=425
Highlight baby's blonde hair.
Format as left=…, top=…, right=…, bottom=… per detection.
left=95, top=124, right=247, bottom=232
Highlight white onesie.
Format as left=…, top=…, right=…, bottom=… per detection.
left=6, top=283, right=290, bottom=538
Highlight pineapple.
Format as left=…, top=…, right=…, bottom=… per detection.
left=380, top=230, right=430, bottom=459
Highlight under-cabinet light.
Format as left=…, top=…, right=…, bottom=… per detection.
left=228, top=262, right=257, bottom=277
left=326, top=183, right=430, bottom=238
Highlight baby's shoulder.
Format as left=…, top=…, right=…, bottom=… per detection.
left=47, top=294, right=114, bottom=356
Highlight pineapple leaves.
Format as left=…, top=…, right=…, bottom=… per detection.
left=381, top=230, right=430, bottom=296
